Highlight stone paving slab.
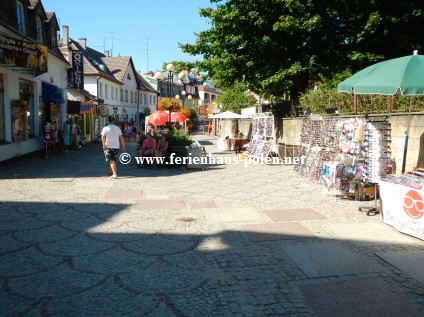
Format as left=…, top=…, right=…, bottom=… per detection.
left=264, top=208, right=326, bottom=222
left=240, top=223, right=317, bottom=242
left=202, top=208, right=268, bottom=223
left=282, top=242, right=383, bottom=278
left=189, top=201, right=218, bottom=209
left=321, top=223, right=419, bottom=246
left=376, top=250, right=424, bottom=284
left=105, top=189, right=143, bottom=199
left=300, top=279, right=423, bottom=317
left=133, top=199, right=186, bottom=210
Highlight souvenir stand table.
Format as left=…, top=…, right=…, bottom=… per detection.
left=378, top=172, right=424, bottom=240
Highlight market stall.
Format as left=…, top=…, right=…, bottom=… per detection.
left=379, top=171, right=424, bottom=240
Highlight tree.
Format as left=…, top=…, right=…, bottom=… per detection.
left=180, top=0, right=424, bottom=103
left=162, top=61, right=200, bottom=72
left=216, top=83, right=257, bottom=114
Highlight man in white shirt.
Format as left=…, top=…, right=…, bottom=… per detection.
left=101, top=116, right=126, bottom=179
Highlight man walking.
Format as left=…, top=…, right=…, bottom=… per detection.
left=101, top=116, right=126, bottom=179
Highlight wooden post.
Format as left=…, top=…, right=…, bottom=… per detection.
left=387, top=95, right=393, bottom=113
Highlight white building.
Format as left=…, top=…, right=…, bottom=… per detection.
left=0, top=1, right=69, bottom=161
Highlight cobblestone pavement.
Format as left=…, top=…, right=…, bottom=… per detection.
left=1, top=134, right=424, bottom=316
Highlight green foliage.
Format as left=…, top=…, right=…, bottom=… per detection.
left=166, top=129, right=193, bottom=146
left=180, top=0, right=424, bottom=103
left=186, top=106, right=198, bottom=120
left=216, top=83, right=257, bottom=114
left=162, top=61, right=201, bottom=73
left=143, top=107, right=151, bottom=115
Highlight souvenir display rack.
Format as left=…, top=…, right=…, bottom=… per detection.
left=248, top=112, right=278, bottom=160
left=295, top=116, right=393, bottom=204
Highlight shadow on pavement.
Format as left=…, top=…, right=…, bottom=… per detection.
left=1, top=200, right=423, bottom=316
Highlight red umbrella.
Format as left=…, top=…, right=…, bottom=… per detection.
left=170, top=112, right=187, bottom=122
left=149, top=111, right=168, bottom=125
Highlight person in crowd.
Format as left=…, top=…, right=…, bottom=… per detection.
left=138, top=133, right=157, bottom=167
left=101, top=115, right=126, bottom=179
left=154, top=135, right=169, bottom=169
left=132, top=123, right=137, bottom=140
left=208, top=121, right=212, bottom=135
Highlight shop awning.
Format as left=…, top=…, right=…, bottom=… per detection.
left=42, top=82, right=64, bottom=103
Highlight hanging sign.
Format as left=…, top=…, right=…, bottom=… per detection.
left=80, top=101, right=94, bottom=114
left=98, top=105, right=109, bottom=117
left=71, top=50, right=84, bottom=89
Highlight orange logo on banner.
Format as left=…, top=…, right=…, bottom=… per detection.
left=403, top=190, right=424, bottom=219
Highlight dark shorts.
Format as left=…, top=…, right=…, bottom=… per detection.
left=104, top=148, right=119, bottom=162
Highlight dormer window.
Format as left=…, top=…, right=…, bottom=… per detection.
left=51, top=27, right=57, bottom=48
left=36, top=17, right=43, bottom=43
left=16, top=1, right=26, bottom=34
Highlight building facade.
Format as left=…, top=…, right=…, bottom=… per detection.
left=0, top=0, right=69, bottom=161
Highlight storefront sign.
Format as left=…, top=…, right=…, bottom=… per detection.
left=98, top=105, right=109, bottom=117
left=80, top=102, right=95, bottom=114
left=379, top=180, right=424, bottom=240
left=11, top=100, right=28, bottom=142
left=71, top=50, right=84, bottom=89
left=0, top=34, right=48, bottom=74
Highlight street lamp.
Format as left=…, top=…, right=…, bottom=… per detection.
left=181, top=90, right=186, bottom=109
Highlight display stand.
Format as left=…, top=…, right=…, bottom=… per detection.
left=248, top=113, right=281, bottom=162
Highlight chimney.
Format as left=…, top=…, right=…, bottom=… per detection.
left=78, top=38, right=87, bottom=49
left=62, top=25, right=69, bottom=48
left=104, top=50, right=109, bottom=57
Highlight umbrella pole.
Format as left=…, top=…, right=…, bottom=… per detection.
left=401, top=97, right=413, bottom=173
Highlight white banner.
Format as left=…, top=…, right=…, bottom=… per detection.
left=379, top=180, right=424, bottom=240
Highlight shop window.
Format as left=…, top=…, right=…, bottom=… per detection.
left=0, top=75, right=4, bottom=143
left=125, top=90, right=128, bottom=102
left=16, top=1, right=26, bottom=34
left=19, top=80, right=34, bottom=137
left=36, top=17, right=43, bottom=43
left=131, top=91, right=133, bottom=103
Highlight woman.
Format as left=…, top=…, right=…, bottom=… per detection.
left=138, top=133, right=157, bottom=167
left=153, top=135, right=169, bottom=169
left=132, top=123, right=137, bottom=140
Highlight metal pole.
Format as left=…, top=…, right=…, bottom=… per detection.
left=168, top=71, right=173, bottom=124
left=401, top=97, right=413, bottom=173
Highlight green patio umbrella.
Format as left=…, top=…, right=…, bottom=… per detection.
left=338, top=50, right=424, bottom=172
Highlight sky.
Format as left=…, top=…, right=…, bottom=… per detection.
left=41, top=0, right=213, bottom=73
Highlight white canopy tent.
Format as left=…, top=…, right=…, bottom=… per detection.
left=209, top=111, right=246, bottom=119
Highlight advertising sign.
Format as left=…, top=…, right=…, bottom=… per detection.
left=80, top=101, right=94, bottom=114
left=71, top=50, right=84, bottom=89
left=0, top=34, right=48, bottom=74
left=11, top=100, right=28, bottom=142
left=98, top=105, right=109, bottom=117
left=379, top=180, right=424, bottom=240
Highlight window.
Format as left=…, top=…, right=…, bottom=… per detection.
left=153, top=96, right=156, bottom=104
left=111, top=86, right=114, bottom=100
left=105, top=84, right=108, bottom=98
left=16, top=1, right=26, bottom=34
left=115, top=88, right=118, bottom=100
left=120, top=89, right=123, bottom=101
left=127, top=73, right=131, bottom=80
left=144, top=94, right=147, bottom=104
left=211, top=94, right=216, bottom=100
left=205, top=93, right=209, bottom=100
left=131, top=91, right=133, bottom=103
left=99, top=82, right=103, bottom=97
left=125, top=90, right=128, bottom=102
left=51, top=27, right=57, bottom=48
left=36, top=17, right=43, bottom=43
left=148, top=95, right=152, bottom=104
left=0, top=75, right=4, bottom=143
